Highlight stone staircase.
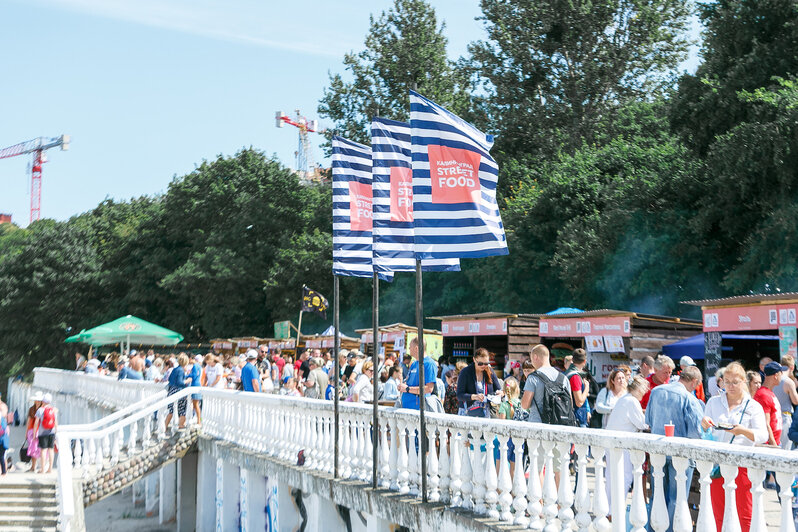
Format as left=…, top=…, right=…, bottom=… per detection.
left=0, top=475, right=59, bottom=531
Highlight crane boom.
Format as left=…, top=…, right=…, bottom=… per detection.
left=0, top=135, right=69, bottom=160
left=0, top=134, right=70, bottom=223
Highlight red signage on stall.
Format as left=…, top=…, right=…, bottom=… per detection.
left=702, top=304, right=797, bottom=332
left=539, top=316, right=631, bottom=338
left=441, top=318, right=508, bottom=337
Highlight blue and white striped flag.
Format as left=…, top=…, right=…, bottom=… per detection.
left=409, top=91, right=509, bottom=259
left=371, top=117, right=460, bottom=273
left=332, top=136, right=393, bottom=280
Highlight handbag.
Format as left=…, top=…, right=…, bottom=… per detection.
left=710, top=399, right=749, bottom=479
left=467, top=381, right=489, bottom=418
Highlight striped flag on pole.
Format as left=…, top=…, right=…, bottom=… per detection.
left=332, top=136, right=393, bottom=280
left=371, top=117, right=460, bottom=273
left=409, top=91, right=509, bottom=259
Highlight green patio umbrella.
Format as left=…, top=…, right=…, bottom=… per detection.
left=65, top=315, right=184, bottom=352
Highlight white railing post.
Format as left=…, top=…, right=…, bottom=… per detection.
left=671, top=456, right=692, bottom=532
left=459, top=432, right=473, bottom=510
left=591, top=446, right=611, bottom=532
left=426, top=423, right=440, bottom=502
left=649, top=454, right=670, bottom=532
left=495, top=433, right=512, bottom=522
left=438, top=425, right=450, bottom=503
left=471, top=430, right=486, bottom=514
left=776, top=470, right=797, bottom=532
left=540, top=440, right=558, bottom=530
left=573, top=443, right=591, bottom=532
left=629, top=450, right=649, bottom=532
left=720, top=463, right=742, bottom=532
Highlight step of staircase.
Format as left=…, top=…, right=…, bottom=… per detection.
left=0, top=478, right=59, bottom=531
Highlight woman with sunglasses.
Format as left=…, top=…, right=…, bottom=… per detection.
left=456, top=348, right=503, bottom=417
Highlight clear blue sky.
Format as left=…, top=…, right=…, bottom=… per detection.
left=0, top=0, right=699, bottom=226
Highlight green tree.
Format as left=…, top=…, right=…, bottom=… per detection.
left=318, top=0, right=473, bottom=145
left=470, top=0, right=692, bottom=161
left=0, top=221, right=105, bottom=376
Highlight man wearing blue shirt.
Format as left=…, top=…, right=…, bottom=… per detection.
left=644, top=365, right=704, bottom=532
left=241, top=350, right=260, bottom=393
left=398, top=338, right=437, bottom=410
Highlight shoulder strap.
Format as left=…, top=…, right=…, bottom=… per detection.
left=534, top=369, right=553, bottom=384
left=729, top=399, right=750, bottom=445
left=554, top=371, right=566, bottom=386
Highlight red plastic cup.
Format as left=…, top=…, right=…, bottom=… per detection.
left=664, top=424, right=675, bottom=437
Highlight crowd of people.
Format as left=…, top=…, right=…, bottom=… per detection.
left=71, top=341, right=798, bottom=530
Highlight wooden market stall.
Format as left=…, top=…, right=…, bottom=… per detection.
left=431, top=312, right=541, bottom=377
left=681, top=292, right=798, bottom=377
left=303, top=333, right=360, bottom=352
left=539, top=309, right=701, bottom=382
left=354, top=323, right=444, bottom=360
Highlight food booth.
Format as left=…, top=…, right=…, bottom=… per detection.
left=355, top=323, right=443, bottom=360
left=539, top=310, right=701, bottom=383
left=682, top=293, right=797, bottom=378
left=303, top=333, right=360, bottom=353
left=431, top=313, right=542, bottom=377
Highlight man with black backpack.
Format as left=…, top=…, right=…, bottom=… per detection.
left=520, top=344, right=577, bottom=426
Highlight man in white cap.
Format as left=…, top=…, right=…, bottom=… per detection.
left=33, top=393, right=57, bottom=474
left=241, top=349, right=260, bottom=392
left=673, top=356, right=706, bottom=402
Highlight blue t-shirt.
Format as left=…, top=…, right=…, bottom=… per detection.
left=187, top=364, right=201, bottom=388
left=401, top=358, right=438, bottom=410
left=241, top=362, right=259, bottom=392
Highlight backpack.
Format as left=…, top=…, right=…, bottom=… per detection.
left=42, top=406, right=55, bottom=430
left=533, top=370, right=577, bottom=426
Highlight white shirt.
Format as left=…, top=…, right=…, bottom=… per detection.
left=704, top=392, right=768, bottom=446
left=606, top=394, right=647, bottom=433
left=351, top=373, right=373, bottom=403
left=707, top=376, right=721, bottom=398
left=204, top=363, right=226, bottom=389
left=595, top=388, right=626, bottom=428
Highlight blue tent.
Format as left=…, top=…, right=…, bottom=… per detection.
left=662, top=333, right=771, bottom=360
left=546, top=307, right=584, bottom=315
left=662, top=334, right=707, bottom=360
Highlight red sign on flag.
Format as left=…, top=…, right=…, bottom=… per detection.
left=427, top=145, right=481, bottom=204
left=348, top=181, right=372, bottom=231
left=390, top=166, right=413, bottom=222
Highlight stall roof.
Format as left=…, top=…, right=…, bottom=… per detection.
left=540, top=309, right=700, bottom=325
left=354, top=323, right=441, bottom=336
left=429, top=312, right=517, bottom=321
left=682, top=293, right=798, bottom=308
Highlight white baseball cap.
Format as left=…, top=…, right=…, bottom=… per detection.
left=43, top=393, right=52, bottom=404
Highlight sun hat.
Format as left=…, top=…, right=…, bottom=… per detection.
left=30, top=391, right=44, bottom=402
left=43, top=393, right=52, bottom=404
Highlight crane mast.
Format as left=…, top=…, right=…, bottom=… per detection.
left=0, top=135, right=69, bottom=224
left=275, top=110, right=322, bottom=182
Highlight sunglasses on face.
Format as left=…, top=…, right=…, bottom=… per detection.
left=476, top=361, right=490, bottom=367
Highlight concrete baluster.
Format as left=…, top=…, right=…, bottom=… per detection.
left=379, top=418, right=391, bottom=488
left=526, top=438, right=544, bottom=530
left=573, top=443, right=591, bottom=532
left=427, top=424, right=440, bottom=502
left=103, top=432, right=111, bottom=457
left=389, top=418, right=400, bottom=491
left=142, top=413, right=151, bottom=448
left=671, top=456, right=692, bottom=532
left=94, top=436, right=104, bottom=471
left=629, top=450, right=649, bottom=532
left=776, top=471, right=796, bottom=532
left=471, top=431, right=486, bottom=514
left=649, top=454, right=670, bottom=532
left=352, top=415, right=363, bottom=480
left=341, top=417, right=352, bottom=479
left=128, top=418, right=138, bottom=454
left=397, top=420, right=410, bottom=494
left=719, top=462, right=742, bottom=532
left=360, top=414, right=371, bottom=481
left=156, top=406, right=166, bottom=441
left=591, top=447, right=610, bottom=532
left=540, top=440, right=558, bottom=531
left=325, top=413, right=335, bottom=475
left=438, top=426, right=450, bottom=502
left=556, top=441, right=575, bottom=532
left=408, top=422, right=419, bottom=496
left=449, top=430, right=463, bottom=507
left=111, top=428, right=122, bottom=465
left=693, top=460, right=717, bottom=532
left=748, top=467, right=767, bottom=532
left=459, top=432, right=473, bottom=510
left=496, top=434, right=513, bottom=522
left=85, top=438, right=96, bottom=468
left=73, top=437, right=83, bottom=468
left=484, top=431, right=499, bottom=519
left=511, top=437, right=528, bottom=527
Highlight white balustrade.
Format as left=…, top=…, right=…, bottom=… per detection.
left=27, top=369, right=798, bottom=532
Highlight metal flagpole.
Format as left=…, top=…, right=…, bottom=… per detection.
left=295, top=310, right=304, bottom=352
left=333, top=275, right=340, bottom=479
left=415, top=258, right=428, bottom=502
left=372, top=272, right=379, bottom=488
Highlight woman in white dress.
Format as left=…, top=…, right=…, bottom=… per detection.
left=595, top=368, right=628, bottom=428
left=604, top=375, right=650, bottom=512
